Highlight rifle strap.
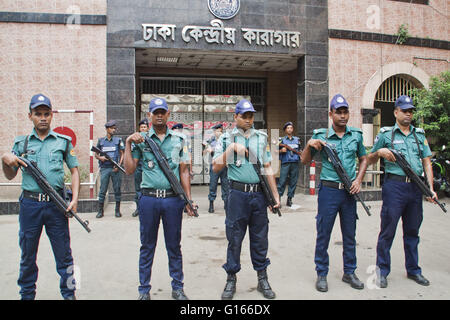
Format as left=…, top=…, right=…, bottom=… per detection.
left=22, top=134, right=70, bottom=161
left=390, top=128, right=429, bottom=186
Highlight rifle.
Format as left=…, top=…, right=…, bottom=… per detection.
left=390, top=149, right=447, bottom=213
left=322, top=143, right=372, bottom=216
left=91, top=145, right=125, bottom=173
left=144, top=135, right=199, bottom=217
left=279, top=143, right=302, bottom=156
left=18, top=156, right=91, bottom=233
left=247, top=147, right=282, bottom=217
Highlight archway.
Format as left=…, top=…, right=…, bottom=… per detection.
left=361, top=62, right=430, bottom=146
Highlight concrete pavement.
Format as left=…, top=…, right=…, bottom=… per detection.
left=1, top=185, right=449, bottom=300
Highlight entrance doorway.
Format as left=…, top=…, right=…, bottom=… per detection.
left=139, top=76, right=266, bottom=184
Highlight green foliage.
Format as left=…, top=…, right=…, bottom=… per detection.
left=395, top=24, right=410, bottom=45
left=411, top=71, right=450, bottom=157
left=64, top=164, right=90, bottom=183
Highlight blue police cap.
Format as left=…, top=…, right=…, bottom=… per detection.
left=212, top=123, right=223, bottom=130
left=138, top=118, right=149, bottom=126
left=149, top=98, right=169, bottom=113
left=105, top=120, right=117, bottom=128
left=29, top=93, right=52, bottom=110
left=395, top=95, right=415, bottom=110
left=330, top=94, right=349, bottom=110
left=172, top=123, right=184, bottom=130
left=235, top=99, right=256, bottom=114
left=283, top=121, right=293, bottom=130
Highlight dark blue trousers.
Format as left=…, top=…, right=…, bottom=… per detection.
left=134, top=165, right=143, bottom=206
left=208, top=165, right=229, bottom=203
left=223, top=189, right=270, bottom=274
left=138, top=195, right=185, bottom=294
left=277, top=162, right=300, bottom=199
left=315, top=184, right=358, bottom=276
left=18, top=196, right=75, bottom=300
left=98, top=167, right=122, bottom=203
left=376, top=179, right=423, bottom=277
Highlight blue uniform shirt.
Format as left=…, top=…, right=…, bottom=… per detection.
left=97, top=136, right=124, bottom=168
left=11, top=128, right=79, bottom=192
left=279, top=136, right=301, bottom=164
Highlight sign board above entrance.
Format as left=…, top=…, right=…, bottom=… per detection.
left=142, top=19, right=301, bottom=48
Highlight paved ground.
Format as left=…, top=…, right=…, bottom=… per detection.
left=1, top=186, right=449, bottom=300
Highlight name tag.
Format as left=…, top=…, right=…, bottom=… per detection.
left=393, top=140, right=404, bottom=144
left=102, top=146, right=116, bottom=152
left=288, top=144, right=298, bottom=149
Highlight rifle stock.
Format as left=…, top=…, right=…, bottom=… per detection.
left=279, top=143, right=302, bottom=156
left=18, top=157, right=91, bottom=233
left=390, top=149, right=447, bottom=213
left=143, top=135, right=198, bottom=217
left=91, top=146, right=125, bottom=173
left=323, top=143, right=372, bottom=216
left=247, top=147, right=282, bottom=217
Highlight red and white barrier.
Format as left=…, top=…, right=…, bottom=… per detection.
left=309, top=160, right=316, bottom=195
left=53, top=110, right=95, bottom=198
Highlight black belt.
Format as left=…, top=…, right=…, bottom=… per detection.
left=321, top=180, right=346, bottom=190
left=230, top=180, right=261, bottom=193
left=141, top=188, right=176, bottom=198
left=385, top=173, right=412, bottom=183
left=23, top=190, right=61, bottom=202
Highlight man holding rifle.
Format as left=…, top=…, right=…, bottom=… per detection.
left=124, top=97, right=196, bottom=300
left=212, top=99, right=280, bottom=300
left=277, top=121, right=302, bottom=207
left=1, top=93, right=80, bottom=300
left=301, top=94, right=368, bottom=293
left=368, top=95, right=437, bottom=288
left=94, top=120, right=124, bottom=218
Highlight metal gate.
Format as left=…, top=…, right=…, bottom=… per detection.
left=139, top=77, right=266, bottom=184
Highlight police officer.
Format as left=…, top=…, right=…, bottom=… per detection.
left=1, top=93, right=80, bottom=300
left=124, top=97, right=196, bottom=300
left=367, top=95, right=437, bottom=288
left=301, top=94, right=368, bottom=292
left=212, top=99, right=281, bottom=300
left=277, top=121, right=302, bottom=207
left=94, top=120, right=124, bottom=218
left=132, top=118, right=150, bottom=217
left=204, top=123, right=229, bottom=213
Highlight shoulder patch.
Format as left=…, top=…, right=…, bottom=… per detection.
left=350, top=127, right=362, bottom=133
left=415, top=127, right=425, bottom=134
left=13, top=135, right=27, bottom=144
left=55, top=132, right=72, bottom=141
left=380, top=126, right=393, bottom=133
left=171, top=130, right=187, bottom=141
left=255, top=129, right=268, bottom=137
left=313, top=128, right=327, bottom=135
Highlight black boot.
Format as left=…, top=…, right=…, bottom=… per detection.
left=286, top=197, right=293, bottom=207
left=257, top=269, right=276, bottom=299
left=115, top=202, right=122, bottom=218
left=208, top=200, right=214, bottom=213
left=132, top=202, right=139, bottom=217
left=96, top=202, right=104, bottom=218
left=221, top=274, right=236, bottom=300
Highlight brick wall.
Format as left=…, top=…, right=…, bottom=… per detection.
left=0, top=1, right=107, bottom=197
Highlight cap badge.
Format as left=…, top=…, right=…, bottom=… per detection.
left=405, top=97, right=411, bottom=103
left=155, top=99, right=163, bottom=105
left=38, top=96, right=45, bottom=101
left=243, top=102, right=251, bottom=108
left=337, top=97, right=344, bottom=103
